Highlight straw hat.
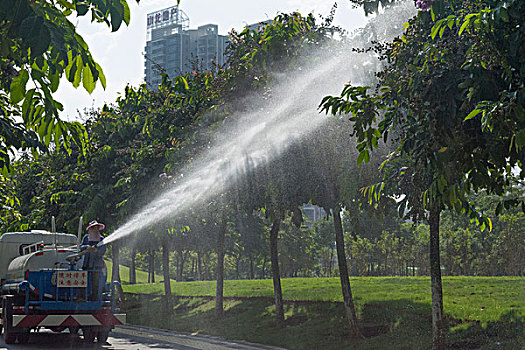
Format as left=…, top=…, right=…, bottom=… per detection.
left=86, top=220, right=105, bottom=231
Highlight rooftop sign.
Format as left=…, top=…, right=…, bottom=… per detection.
left=147, top=6, right=188, bottom=29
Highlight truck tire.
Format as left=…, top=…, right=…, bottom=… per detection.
left=2, top=297, right=17, bottom=344
left=82, top=327, right=96, bottom=343
left=3, top=331, right=16, bottom=344
left=68, top=326, right=80, bottom=335
left=97, top=329, right=109, bottom=344
left=17, top=331, right=30, bottom=344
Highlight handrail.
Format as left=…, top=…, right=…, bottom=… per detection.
left=22, top=241, right=44, bottom=255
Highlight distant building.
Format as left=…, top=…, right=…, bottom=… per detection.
left=245, top=20, right=272, bottom=32
left=302, top=203, right=327, bottom=227
left=186, top=24, right=228, bottom=72
left=144, top=6, right=228, bottom=88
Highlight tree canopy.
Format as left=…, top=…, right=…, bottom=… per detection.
left=0, top=0, right=137, bottom=174
left=322, top=0, right=524, bottom=220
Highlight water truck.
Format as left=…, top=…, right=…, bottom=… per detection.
left=0, top=227, right=124, bottom=344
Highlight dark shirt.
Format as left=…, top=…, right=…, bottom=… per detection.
left=80, top=234, right=106, bottom=269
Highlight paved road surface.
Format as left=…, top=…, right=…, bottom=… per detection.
left=0, top=325, right=284, bottom=350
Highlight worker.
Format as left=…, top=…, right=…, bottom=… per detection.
left=80, top=220, right=107, bottom=300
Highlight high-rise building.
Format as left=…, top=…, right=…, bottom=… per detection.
left=144, top=6, right=228, bottom=88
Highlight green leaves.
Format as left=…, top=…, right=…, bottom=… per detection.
left=95, top=63, right=106, bottom=89
left=10, top=70, right=29, bottom=104
left=320, top=84, right=385, bottom=170
left=356, top=150, right=370, bottom=166
left=322, top=0, right=525, bottom=232
left=109, top=0, right=125, bottom=32
left=75, top=2, right=89, bottom=16
left=121, top=0, right=131, bottom=25
left=464, top=107, right=482, bottom=121
left=0, top=0, right=132, bottom=177
left=458, top=14, right=476, bottom=36
left=19, top=16, right=51, bottom=57
left=514, top=129, right=525, bottom=149
left=430, top=15, right=460, bottom=39
left=75, top=0, right=133, bottom=31
left=82, top=64, right=96, bottom=93
left=64, top=53, right=105, bottom=92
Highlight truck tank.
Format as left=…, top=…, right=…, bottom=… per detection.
left=0, top=231, right=76, bottom=282
left=6, top=249, right=76, bottom=282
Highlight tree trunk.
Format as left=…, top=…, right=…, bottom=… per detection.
left=328, top=247, right=334, bottom=277
left=197, top=252, right=202, bottom=281
left=111, top=243, right=121, bottom=283
left=149, top=249, right=155, bottom=283
left=429, top=206, right=445, bottom=350
left=215, top=213, right=227, bottom=318
left=384, top=250, right=388, bottom=276
left=162, top=241, right=173, bottom=311
left=111, top=243, right=123, bottom=296
left=177, top=250, right=186, bottom=282
left=333, top=205, right=361, bottom=339
left=249, top=257, right=254, bottom=280
left=261, top=257, right=267, bottom=279
left=235, top=256, right=241, bottom=280
left=269, top=217, right=285, bottom=326
left=129, top=247, right=136, bottom=284
left=203, top=254, right=210, bottom=280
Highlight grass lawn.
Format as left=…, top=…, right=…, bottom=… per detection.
left=119, top=276, right=524, bottom=349
left=104, top=259, right=164, bottom=284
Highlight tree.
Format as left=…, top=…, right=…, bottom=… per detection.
left=160, top=229, right=173, bottom=311
left=308, top=118, right=387, bottom=339
left=311, top=217, right=336, bottom=277
left=0, top=0, right=137, bottom=174
left=320, top=0, right=525, bottom=348
left=230, top=209, right=266, bottom=279
left=220, top=11, right=342, bottom=325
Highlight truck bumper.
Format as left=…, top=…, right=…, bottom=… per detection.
left=11, top=313, right=125, bottom=328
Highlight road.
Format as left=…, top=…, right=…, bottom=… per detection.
left=0, top=325, right=284, bottom=350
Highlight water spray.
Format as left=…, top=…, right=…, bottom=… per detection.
left=101, top=1, right=416, bottom=246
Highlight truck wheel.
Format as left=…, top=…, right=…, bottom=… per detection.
left=2, top=297, right=16, bottom=344
left=68, top=326, right=80, bottom=335
left=3, top=332, right=16, bottom=344
left=17, top=331, right=30, bottom=344
left=97, top=329, right=109, bottom=344
left=82, top=327, right=96, bottom=343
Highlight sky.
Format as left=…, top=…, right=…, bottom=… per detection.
left=56, top=0, right=369, bottom=120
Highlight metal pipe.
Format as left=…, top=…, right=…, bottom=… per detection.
left=65, top=249, right=89, bottom=263
left=2, top=283, right=21, bottom=294
left=52, top=216, right=57, bottom=258
left=77, top=216, right=83, bottom=249
left=2, top=282, right=29, bottom=295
